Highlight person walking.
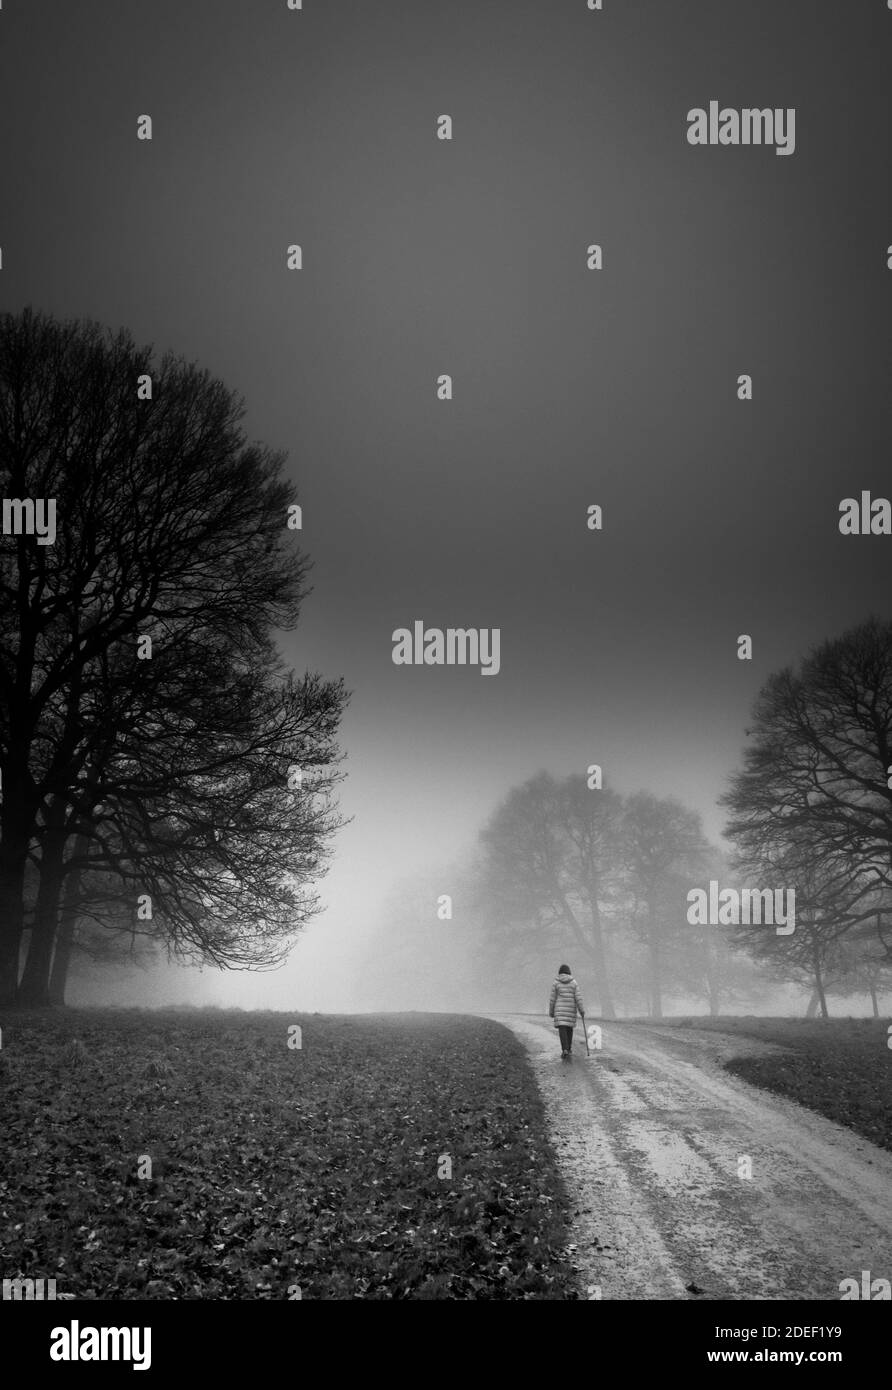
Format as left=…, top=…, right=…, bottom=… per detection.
left=549, top=964, right=586, bottom=1062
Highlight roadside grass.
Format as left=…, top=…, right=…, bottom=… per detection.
left=666, top=1016, right=892, bottom=1153
left=0, top=1008, right=576, bottom=1300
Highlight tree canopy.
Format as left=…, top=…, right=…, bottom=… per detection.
left=0, top=308, right=347, bottom=1004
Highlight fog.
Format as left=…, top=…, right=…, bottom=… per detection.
left=3, top=0, right=891, bottom=1018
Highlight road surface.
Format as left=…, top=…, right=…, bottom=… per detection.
left=493, top=1015, right=892, bottom=1300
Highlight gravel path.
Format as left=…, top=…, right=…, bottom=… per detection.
left=492, top=1014, right=892, bottom=1300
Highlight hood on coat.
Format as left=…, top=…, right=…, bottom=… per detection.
left=556, top=972, right=574, bottom=983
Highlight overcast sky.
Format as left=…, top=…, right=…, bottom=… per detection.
left=2, top=0, right=890, bottom=1008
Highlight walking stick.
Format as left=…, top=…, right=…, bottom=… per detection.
left=581, top=1014, right=590, bottom=1057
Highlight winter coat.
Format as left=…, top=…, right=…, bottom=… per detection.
left=549, top=972, right=585, bottom=1028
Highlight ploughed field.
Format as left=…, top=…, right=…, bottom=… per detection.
left=0, top=1009, right=575, bottom=1300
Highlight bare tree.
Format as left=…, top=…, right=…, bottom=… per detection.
left=721, top=618, right=892, bottom=1013
left=621, top=791, right=708, bottom=1019
left=0, top=308, right=347, bottom=1003
left=723, top=620, right=892, bottom=931
left=478, top=772, right=626, bottom=1018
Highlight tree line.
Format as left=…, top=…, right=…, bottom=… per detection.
left=0, top=309, right=347, bottom=1006
left=364, top=618, right=892, bottom=1020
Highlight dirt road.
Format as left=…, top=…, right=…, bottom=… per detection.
left=494, top=1015, right=892, bottom=1300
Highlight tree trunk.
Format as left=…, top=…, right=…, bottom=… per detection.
left=47, top=910, right=76, bottom=1006
left=557, top=891, right=617, bottom=1019
left=868, top=983, right=880, bottom=1019
left=587, top=897, right=616, bottom=1020
left=704, top=934, right=721, bottom=1016
left=0, top=648, right=41, bottom=1003
left=812, top=949, right=829, bottom=1019
left=648, top=900, right=663, bottom=1020
left=18, top=803, right=68, bottom=1007
left=47, top=831, right=90, bottom=1007
left=0, top=826, right=31, bottom=1003
left=805, top=988, right=820, bottom=1018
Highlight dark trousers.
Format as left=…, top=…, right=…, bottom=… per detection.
left=558, top=1025, right=574, bottom=1053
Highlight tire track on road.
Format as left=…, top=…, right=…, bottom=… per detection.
left=493, top=1015, right=892, bottom=1300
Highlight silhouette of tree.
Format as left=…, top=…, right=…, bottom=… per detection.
left=722, top=617, right=892, bottom=1012
left=0, top=309, right=346, bottom=1003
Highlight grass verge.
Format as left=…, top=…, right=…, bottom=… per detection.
left=667, top=1016, right=892, bottom=1153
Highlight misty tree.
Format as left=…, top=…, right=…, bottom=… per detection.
left=672, top=923, right=748, bottom=1017
left=674, top=851, right=762, bottom=1016
left=722, top=618, right=892, bottom=951
left=722, top=618, right=892, bottom=1014
left=0, top=308, right=347, bottom=1004
left=621, top=791, right=709, bottom=1019
left=363, top=767, right=779, bottom=1019
left=477, top=772, right=626, bottom=1018
left=725, top=834, right=880, bottom=1018
left=44, top=830, right=159, bottom=1007
left=21, top=667, right=344, bottom=1005
left=829, top=927, right=892, bottom=1018
left=357, top=861, right=499, bottom=1013
left=554, top=777, right=627, bottom=1018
